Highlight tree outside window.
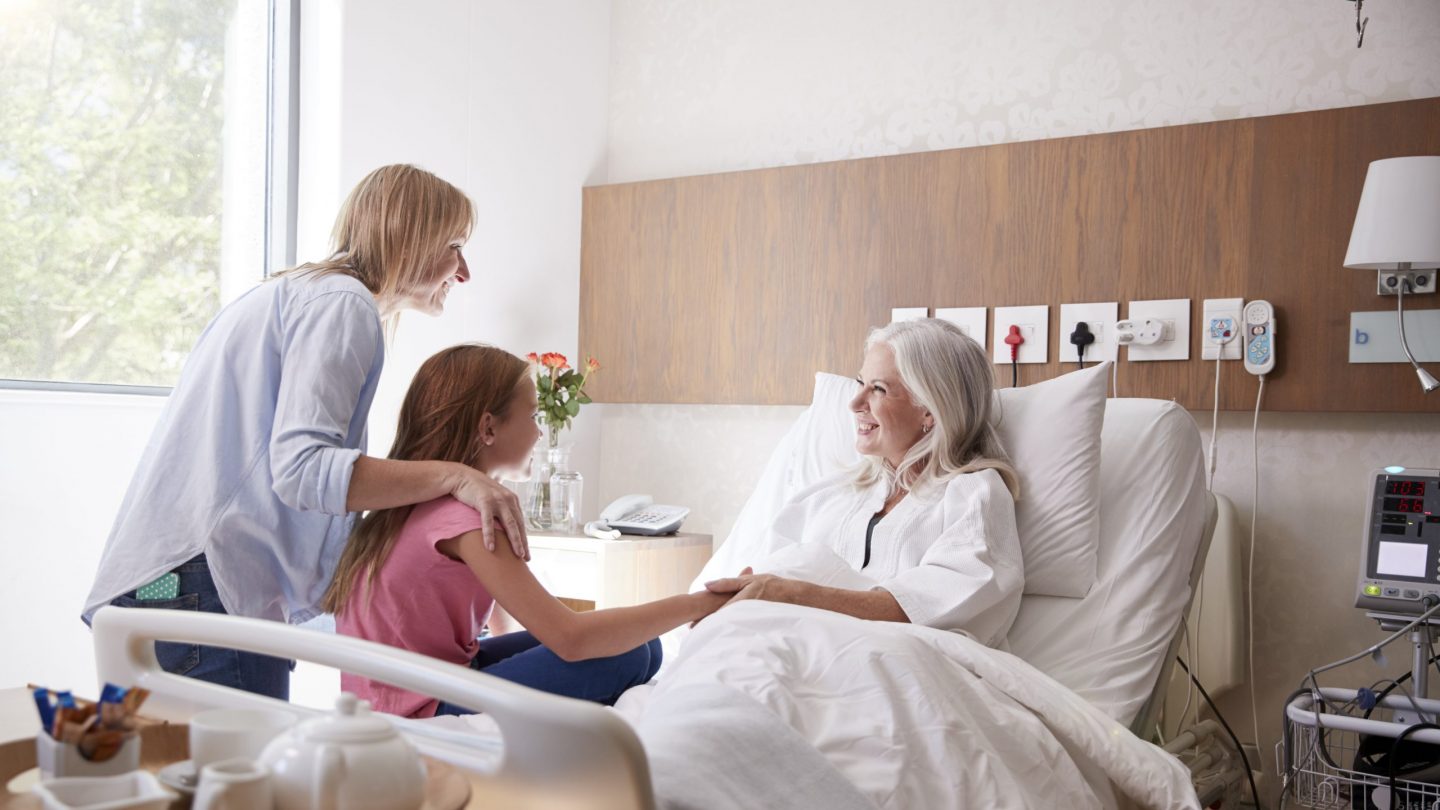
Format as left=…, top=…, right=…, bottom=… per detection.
left=0, top=0, right=277, bottom=388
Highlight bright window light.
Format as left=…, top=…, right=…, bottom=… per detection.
left=0, top=0, right=293, bottom=390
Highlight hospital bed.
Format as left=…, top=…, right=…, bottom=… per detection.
left=89, top=365, right=1222, bottom=809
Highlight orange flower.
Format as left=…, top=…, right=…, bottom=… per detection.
left=585, top=356, right=600, bottom=372
left=541, top=352, right=569, bottom=370
left=526, top=352, right=540, bottom=364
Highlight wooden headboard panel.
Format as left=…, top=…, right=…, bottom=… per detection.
left=579, top=98, right=1440, bottom=411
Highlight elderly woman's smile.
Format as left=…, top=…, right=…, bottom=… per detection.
left=850, top=343, right=930, bottom=468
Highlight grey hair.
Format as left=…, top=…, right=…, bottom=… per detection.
left=853, top=319, right=1019, bottom=499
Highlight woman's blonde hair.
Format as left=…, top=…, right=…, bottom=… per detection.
left=280, top=164, right=474, bottom=314
left=853, top=319, right=1019, bottom=499
left=321, top=344, right=529, bottom=616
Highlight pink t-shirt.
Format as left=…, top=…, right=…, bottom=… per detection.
left=336, top=497, right=494, bottom=718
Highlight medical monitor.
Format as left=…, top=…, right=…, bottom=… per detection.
left=1356, top=467, right=1440, bottom=616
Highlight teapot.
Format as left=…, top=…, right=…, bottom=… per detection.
left=258, top=693, right=426, bottom=810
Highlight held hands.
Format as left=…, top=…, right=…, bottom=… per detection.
left=704, top=567, right=794, bottom=607
left=451, top=468, right=530, bottom=561
left=687, top=567, right=751, bottom=628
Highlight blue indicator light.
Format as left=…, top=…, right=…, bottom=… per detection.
left=1386, top=466, right=1407, bottom=474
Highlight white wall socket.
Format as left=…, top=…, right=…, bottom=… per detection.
left=935, top=307, right=989, bottom=348
left=890, top=307, right=928, bottom=323
left=1126, top=299, right=1191, bottom=362
left=1058, top=302, right=1118, bottom=363
left=992, top=305, right=1049, bottom=365
left=1201, top=297, right=1244, bottom=360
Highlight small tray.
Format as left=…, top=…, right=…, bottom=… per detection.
left=1, top=724, right=472, bottom=810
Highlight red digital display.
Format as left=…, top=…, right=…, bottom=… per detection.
left=1387, top=480, right=1428, bottom=497
left=1386, top=497, right=1426, bottom=513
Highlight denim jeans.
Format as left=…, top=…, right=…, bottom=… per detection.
left=433, top=631, right=662, bottom=715
left=109, top=554, right=293, bottom=701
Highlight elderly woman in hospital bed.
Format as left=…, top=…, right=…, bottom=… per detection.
left=702, top=318, right=1024, bottom=646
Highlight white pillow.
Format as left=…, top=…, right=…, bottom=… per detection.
left=991, top=362, right=1108, bottom=597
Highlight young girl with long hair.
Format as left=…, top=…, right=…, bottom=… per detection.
left=327, top=344, right=729, bottom=716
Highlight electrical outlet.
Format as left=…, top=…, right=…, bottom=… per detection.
left=1134, top=318, right=1165, bottom=345
left=1127, top=299, right=1191, bottom=361
left=935, top=307, right=988, bottom=348
left=890, top=307, right=928, bottom=323
left=1059, top=302, right=1118, bottom=363
left=1201, top=298, right=1244, bottom=360
left=992, top=305, right=1049, bottom=365
left=1377, top=271, right=1438, bottom=295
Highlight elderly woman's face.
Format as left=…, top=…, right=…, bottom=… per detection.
left=850, top=344, right=932, bottom=469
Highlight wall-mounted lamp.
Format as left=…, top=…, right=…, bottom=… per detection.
left=1344, top=156, right=1440, bottom=393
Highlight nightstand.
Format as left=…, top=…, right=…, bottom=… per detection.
left=526, top=531, right=713, bottom=610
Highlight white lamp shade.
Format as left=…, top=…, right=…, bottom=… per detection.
left=1344, top=156, right=1440, bottom=270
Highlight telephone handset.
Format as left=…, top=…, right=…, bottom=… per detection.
left=584, top=495, right=690, bottom=539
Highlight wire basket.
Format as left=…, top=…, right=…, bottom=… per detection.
left=1281, top=687, right=1440, bottom=809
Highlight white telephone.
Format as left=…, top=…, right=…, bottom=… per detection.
left=584, top=495, right=690, bottom=539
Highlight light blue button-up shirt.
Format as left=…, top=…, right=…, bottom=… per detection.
left=83, top=271, right=385, bottom=625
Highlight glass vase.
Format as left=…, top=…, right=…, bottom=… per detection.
left=524, top=441, right=559, bottom=531
left=548, top=449, right=583, bottom=534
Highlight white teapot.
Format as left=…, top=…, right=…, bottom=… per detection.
left=258, top=693, right=426, bottom=810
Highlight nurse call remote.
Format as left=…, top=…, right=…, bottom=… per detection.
left=1243, top=300, right=1275, bottom=375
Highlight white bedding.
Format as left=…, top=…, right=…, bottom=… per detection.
left=617, top=599, right=1200, bottom=810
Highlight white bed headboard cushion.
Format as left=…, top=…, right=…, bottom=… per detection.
left=1006, top=399, right=1208, bottom=725
left=693, top=363, right=1109, bottom=599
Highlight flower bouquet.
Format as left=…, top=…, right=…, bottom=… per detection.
left=523, top=352, right=599, bottom=531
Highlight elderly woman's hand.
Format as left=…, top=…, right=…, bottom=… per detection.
left=705, top=568, right=800, bottom=607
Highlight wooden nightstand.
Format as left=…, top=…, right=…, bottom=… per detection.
left=526, top=532, right=713, bottom=610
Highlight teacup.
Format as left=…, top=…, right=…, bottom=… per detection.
left=189, top=708, right=295, bottom=773
left=193, top=757, right=273, bottom=810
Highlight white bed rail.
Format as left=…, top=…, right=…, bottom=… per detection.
left=91, top=606, right=655, bottom=810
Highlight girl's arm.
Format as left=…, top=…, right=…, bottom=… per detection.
left=347, top=457, right=528, bottom=559
left=703, top=574, right=909, bottom=622
left=439, top=530, right=728, bottom=662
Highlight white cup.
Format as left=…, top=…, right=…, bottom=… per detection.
left=193, top=757, right=273, bottom=810
left=189, top=708, right=295, bottom=772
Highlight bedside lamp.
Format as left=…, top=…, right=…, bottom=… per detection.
left=1344, top=156, right=1440, bottom=393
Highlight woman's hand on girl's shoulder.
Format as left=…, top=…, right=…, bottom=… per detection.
left=450, top=466, right=529, bottom=561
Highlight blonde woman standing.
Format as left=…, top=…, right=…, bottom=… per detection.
left=82, top=165, right=528, bottom=700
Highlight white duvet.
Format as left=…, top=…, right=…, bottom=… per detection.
left=616, top=598, right=1200, bottom=810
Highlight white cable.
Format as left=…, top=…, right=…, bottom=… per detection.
left=1207, top=355, right=1221, bottom=491
left=1247, top=375, right=1266, bottom=756
left=1178, top=615, right=1197, bottom=730
left=1191, top=568, right=1205, bottom=727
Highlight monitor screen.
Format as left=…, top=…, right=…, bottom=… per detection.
left=1377, top=541, right=1429, bottom=579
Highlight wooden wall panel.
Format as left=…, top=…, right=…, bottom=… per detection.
left=580, top=98, right=1440, bottom=410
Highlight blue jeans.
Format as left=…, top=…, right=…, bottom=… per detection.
left=433, top=631, right=662, bottom=715
left=108, top=554, right=293, bottom=701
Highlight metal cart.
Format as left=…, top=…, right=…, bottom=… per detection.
left=1280, top=687, right=1440, bottom=809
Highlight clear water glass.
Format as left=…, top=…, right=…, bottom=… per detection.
left=549, top=466, right=583, bottom=533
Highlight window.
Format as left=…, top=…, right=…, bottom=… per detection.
left=0, top=0, right=296, bottom=390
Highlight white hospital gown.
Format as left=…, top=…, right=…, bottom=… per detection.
left=761, top=468, right=1023, bottom=647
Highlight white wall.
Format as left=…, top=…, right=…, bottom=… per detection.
left=0, top=392, right=165, bottom=691
left=595, top=0, right=1440, bottom=802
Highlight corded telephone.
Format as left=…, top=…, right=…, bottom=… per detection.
left=584, top=494, right=689, bottom=539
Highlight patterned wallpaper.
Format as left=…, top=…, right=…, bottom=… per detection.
left=596, top=0, right=1440, bottom=801
left=607, top=0, right=1439, bottom=182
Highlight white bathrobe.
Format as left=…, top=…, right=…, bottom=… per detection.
left=759, top=468, right=1023, bottom=647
